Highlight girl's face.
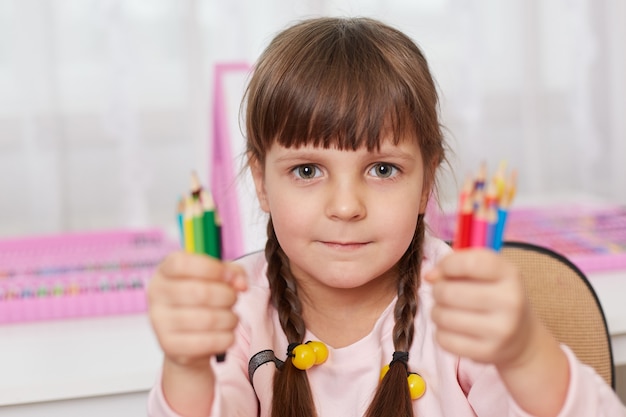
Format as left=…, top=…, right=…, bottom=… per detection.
left=250, top=136, right=429, bottom=293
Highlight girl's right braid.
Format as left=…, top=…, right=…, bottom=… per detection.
left=264, top=217, right=317, bottom=417
left=265, top=217, right=306, bottom=342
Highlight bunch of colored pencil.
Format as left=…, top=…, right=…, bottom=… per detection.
left=177, top=172, right=222, bottom=259
left=177, top=172, right=226, bottom=361
left=452, top=162, right=517, bottom=251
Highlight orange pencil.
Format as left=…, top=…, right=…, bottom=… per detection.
left=484, top=181, right=498, bottom=209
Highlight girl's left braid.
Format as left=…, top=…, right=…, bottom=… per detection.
left=393, top=213, right=425, bottom=351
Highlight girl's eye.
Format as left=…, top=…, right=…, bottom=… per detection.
left=293, top=164, right=321, bottom=179
left=369, top=163, right=398, bottom=178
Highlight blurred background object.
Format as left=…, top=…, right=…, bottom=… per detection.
left=0, top=0, right=624, bottom=254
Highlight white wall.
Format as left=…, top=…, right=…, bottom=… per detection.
left=0, top=0, right=624, bottom=255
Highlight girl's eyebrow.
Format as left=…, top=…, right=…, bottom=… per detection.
left=273, top=151, right=322, bottom=163
left=371, top=149, right=416, bottom=161
left=273, top=147, right=417, bottom=163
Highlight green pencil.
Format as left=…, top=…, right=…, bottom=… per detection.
left=200, top=190, right=221, bottom=259
left=199, top=188, right=225, bottom=362
left=191, top=199, right=205, bottom=254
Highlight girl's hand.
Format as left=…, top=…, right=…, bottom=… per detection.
left=424, top=249, right=536, bottom=368
left=147, top=251, right=248, bottom=369
left=426, top=249, right=571, bottom=416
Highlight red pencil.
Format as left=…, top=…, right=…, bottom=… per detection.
left=455, top=195, right=474, bottom=249
left=453, top=176, right=473, bottom=249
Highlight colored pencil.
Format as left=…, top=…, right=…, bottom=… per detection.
left=452, top=161, right=516, bottom=251
left=485, top=203, right=498, bottom=249
left=453, top=176, right=474, bottom=249
left=191, top=200, right=205, bottom=254
left=178, top=172, right=226, bottom=361
left=456, top=196, right=474, bottom=249
left=471, top=202, right=488, bottom=248
left=183, top=196, right=196, bottom=253
left=492, top=169, right=516, bottom=251
left=200, top=189, right=221, bottom=259
left=176, top=197, right=185, bottom=248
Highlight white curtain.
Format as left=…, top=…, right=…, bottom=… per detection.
left=1, top=0, right=624, bottom=252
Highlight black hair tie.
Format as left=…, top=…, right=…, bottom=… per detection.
left=286, top=342, right=299, bottom=357
left=380, top=351, right=427, bottom=400
left=390, top=351, right=409, bottom=368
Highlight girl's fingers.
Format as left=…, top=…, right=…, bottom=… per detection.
left=433, top=330, right=493, bottom=362
left=426, top=249, right=516, bottom=284
left=147, top=251, right=248, bottom=365
left=430, top=280, right=500, bottom=312
left=159, top=331, right=237, bottom=361
left=159, top=251, right=248, bottom=289
left=162, top=306, right=239, bottom=333
left=160, top=251, right=224, bottom=280
left=430, top=304, right=517, bottom=339
left=426, top=249, right=530, bottom=365
left=152, top=278, right=238, bottom=308
left=148, top=251, right=248, bottom=309
left=150, top=304, right=240, bottom=361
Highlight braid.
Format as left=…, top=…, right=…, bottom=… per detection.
left=365, top=214, right=426, bottom=417
left=393, top=214, right=425, bottom=351
left=265, top=217, right=317, bottom=417
left=266, top=217, right=306, bottom=341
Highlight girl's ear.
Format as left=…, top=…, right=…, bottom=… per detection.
left=249, top=154, right=270, bottom=213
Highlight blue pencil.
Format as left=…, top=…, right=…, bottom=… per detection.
left=492, top=208, right=508, bottom=251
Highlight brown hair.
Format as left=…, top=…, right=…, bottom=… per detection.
left=243, top=17, right=445, bottom=417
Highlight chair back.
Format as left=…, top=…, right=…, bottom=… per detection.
left=501, top=241, right=615, bottom=389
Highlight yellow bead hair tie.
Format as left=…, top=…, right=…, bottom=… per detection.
left=380, top=352, right=427, bottom=400
left=288, top=341, right=329, bottom=370
left=407, top=372, right=426, bottom=400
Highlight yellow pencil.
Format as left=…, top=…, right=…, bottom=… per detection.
left=183, top=196, right=196, bottom=253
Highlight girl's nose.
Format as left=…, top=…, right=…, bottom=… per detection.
left=325, top=180, right=366, bottom=221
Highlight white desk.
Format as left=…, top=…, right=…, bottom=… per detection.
left=0, top=314, right=163, bottom=416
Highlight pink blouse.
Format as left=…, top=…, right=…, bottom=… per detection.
left=148, top=235, right=625, bottom=417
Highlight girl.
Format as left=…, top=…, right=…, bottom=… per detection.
left=147, top=17, right=624, bottom=417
